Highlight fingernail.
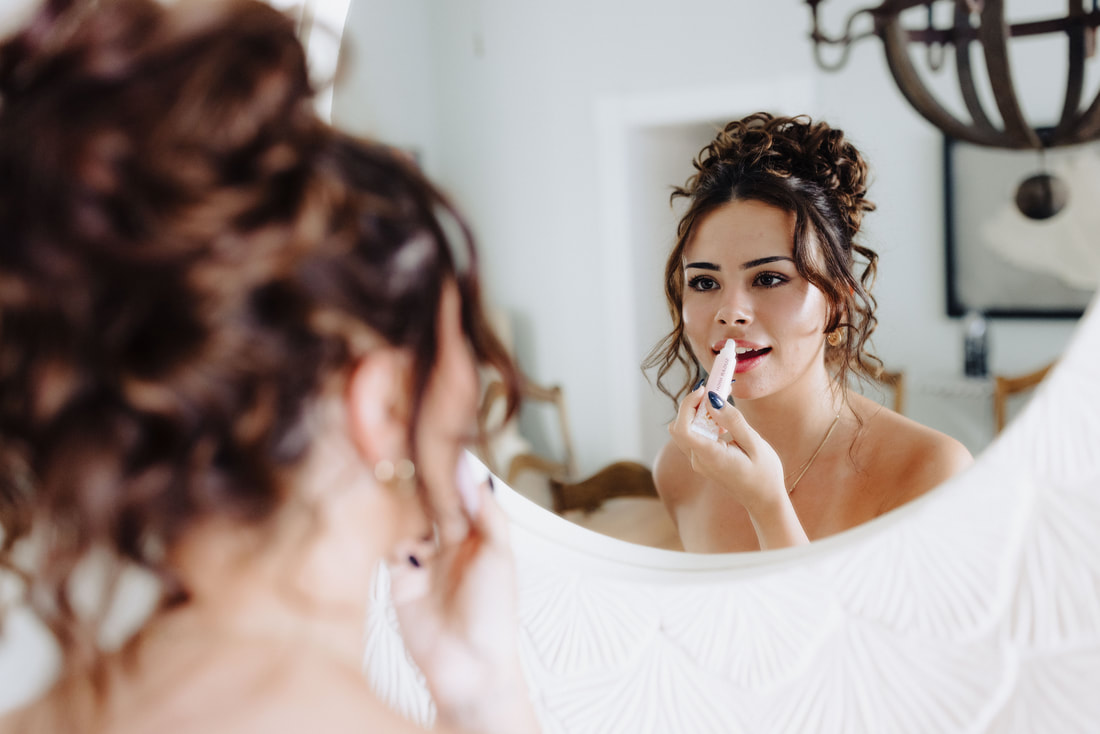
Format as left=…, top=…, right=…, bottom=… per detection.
left=408, top=555, right=420, bottom=568
left=692, top=378, right=705, bottom=391
left=708, top=391, right=725, bottom=410
left=456, top=453, right=481, bottom=516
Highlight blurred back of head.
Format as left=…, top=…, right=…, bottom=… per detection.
left=0, top=0, right=515, bottom=678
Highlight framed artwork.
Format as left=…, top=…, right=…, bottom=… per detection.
left=943, top=134, right=1098, bottom=318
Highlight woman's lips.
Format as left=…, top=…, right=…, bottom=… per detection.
left=733, top=347, right=771, bottom=373
left=709, top=341, right=771, bottom=372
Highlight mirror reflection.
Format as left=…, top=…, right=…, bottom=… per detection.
left=333, top=0, right=1092, bottom=551
left=643, top=113, right=974, bottom=552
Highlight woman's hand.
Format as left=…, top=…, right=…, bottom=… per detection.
left=669, top=386, right=809, bottom=550
left=387, top=456, right=540, bottom=734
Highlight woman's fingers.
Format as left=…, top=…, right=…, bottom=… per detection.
left=671, top=388, right=746, bottom=454
left=667, top=387, right=739, bottom=477
left=701, top=391, right=786, bottom=489
left=428, top=454, right=478, bottom=547
left=454, top=453, right=512, bottom=547
left=387, top=533, right=435, bottom=607
left=468, top=477, right=511, bottom=550
left=392, top=454, right=487, bottom=606
left=669, top=384, right=705, bottom=441
left=702, top=391, right=760, bottom=458
left=666, top=389, right=795, bottom=544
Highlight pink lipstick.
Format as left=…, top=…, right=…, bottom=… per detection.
left=690, top=339, right=737, bottom=440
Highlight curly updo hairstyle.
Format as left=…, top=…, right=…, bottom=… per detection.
left=0, top=0, right=518, bottom=681
left=644, top=112, right=882, bottom=404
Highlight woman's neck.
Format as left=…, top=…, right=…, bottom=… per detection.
left=163, top=514, right=379, bottom=675
left=148, top=581, right=372, bottom=677
left=735, top=367, right=848, bottom=464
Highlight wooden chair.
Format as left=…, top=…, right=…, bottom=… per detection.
left=476, top=377, right=577, bottom=486
left=548, top=460, right=659, bottom=515
left=993, top=362, right=1055, bottom=433
left=477, top=379, right=661, bottom=515
left=477, top=377, right=678, bottom=549
left=877, top=369, right=906, bottom=414
left=550, top=460, right=680, bottom=551
left=853, top=369, right=905, bottom=414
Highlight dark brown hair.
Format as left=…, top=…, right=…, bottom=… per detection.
left=0, top=0, right=518, bottom=686
left=644, top=112, right=882, bottom=403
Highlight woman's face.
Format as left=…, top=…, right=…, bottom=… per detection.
left=681, top=199, right=830, bottom=402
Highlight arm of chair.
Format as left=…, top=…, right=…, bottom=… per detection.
left=548, top=460, right=658, bottom=515
left=993, top=362, right=1054, bottom=433
left=477, top=376, right=578, bottom=484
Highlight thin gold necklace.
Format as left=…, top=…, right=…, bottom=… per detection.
left=786, top=412, right=842, bottom=494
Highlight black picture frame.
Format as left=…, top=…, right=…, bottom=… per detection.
left=943, top=134, right=1094, bottom=319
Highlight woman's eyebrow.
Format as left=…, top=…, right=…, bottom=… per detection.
left=684, top=261, right=720, bottom=271
left=741, top=255, right=793, bottom=270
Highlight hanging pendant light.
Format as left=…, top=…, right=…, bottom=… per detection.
left=805, top=0, right=1100, bottom=151
left=1015, top=171, right=1070, bottom=219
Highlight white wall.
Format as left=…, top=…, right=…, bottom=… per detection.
left=332, top=0, right=441, bottom=174
left=629, top=122, right=721, bottom=463
left=336, top=0, right=1088, bottom=476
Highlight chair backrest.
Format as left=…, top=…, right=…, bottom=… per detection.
left=853, top=369, right=905, bottom=414
left=476, top=377, right=577, bottom=487
left=548, top=460, right=659, bottom=515
left=993, top=362, right=1055, bottom=433
left=477, top=380, right=661, bottom=519
left=877, top=370, right=906, bottom=414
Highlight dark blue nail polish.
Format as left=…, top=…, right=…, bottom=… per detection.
left=708, top=391, right=725, bottom=410
left=408, top=555, right=420, bottom=568
left=692, top=377, right=705, bottom=391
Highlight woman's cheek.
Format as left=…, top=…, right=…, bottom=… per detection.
left=682, top=307, right=710, bottom=358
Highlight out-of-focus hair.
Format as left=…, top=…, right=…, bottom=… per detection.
left=0, top=0, right=518, bottom=688
left=643, top=112, right=882, bottom=403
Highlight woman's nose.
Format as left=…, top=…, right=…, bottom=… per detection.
left=715, top=292, right=750, bottom=325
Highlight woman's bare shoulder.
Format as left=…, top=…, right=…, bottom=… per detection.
left=0, top=650, right=429, bottom=734
left=852, top=396, right=974, bottom=510
left=162, top=649, right=428, bottom=734
left=0, top=667, right=101, bottom=734
left=0, top=709, right=26, bottom=734
left=653, top=438, right=693, bottom=502
left=0, top=693, right=69, bottom=734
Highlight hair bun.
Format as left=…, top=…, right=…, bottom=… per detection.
left=1, top=0, right=312, bottom=156
left=700, top=112, right=876, bottom=240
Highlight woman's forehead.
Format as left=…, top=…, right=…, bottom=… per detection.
left=685, top=200, right=796, bottom=263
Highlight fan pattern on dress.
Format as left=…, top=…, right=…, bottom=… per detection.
left=363, top=299, right=1100, bottom=733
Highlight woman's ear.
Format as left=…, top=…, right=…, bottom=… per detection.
left=345, top=348, right=414, bottom=464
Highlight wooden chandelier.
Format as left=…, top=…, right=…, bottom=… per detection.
left=806, top=0, right=1100, bottom=150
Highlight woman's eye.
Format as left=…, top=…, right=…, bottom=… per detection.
left=754, top=272, right=789, bottom=288
left=688, top=275, right=719, bottom=292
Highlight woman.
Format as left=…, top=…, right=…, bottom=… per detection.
left=0, top=0, right=539, bottom=731
left=646, top=113, right=973, bottom=553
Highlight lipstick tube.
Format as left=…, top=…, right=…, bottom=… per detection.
left=689, top=340, right=737, bottom=440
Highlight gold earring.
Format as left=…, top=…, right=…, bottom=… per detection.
left=373, top=458, right=416, bottom=483
left=827, top=329, right=844, bottom=347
